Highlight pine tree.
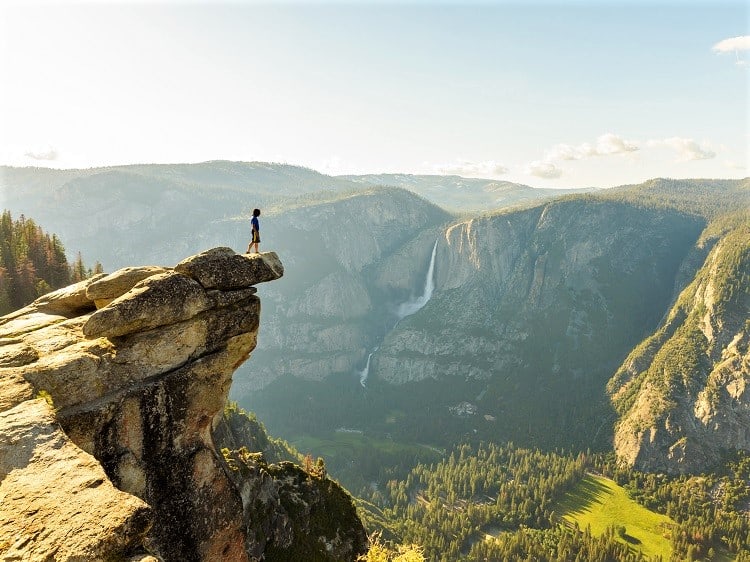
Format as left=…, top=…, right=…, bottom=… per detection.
left=0, top=210, right=99, bottom=315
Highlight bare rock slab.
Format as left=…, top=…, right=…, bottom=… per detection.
left=0, top=399, right=151, bottom=561
left=87, top=266, right=170, bottom=308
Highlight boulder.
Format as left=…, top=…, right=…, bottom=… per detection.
left=86, top=266, right=170, bottom=308
left=83, top=272, right=211, bottom=339
left=32, top=273, right=105, bottom=314
left=175, top=248, right=284, bottom=290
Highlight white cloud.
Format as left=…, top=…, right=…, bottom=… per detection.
left=712, top=36, right=750, bottom=53
left=712, top=36, right=750, bottom=66
left=545, top=133, right=638, bottom=161
left=526, top=160, right=562, bottom=179
left=647, top=137, right=716, bottom=161
left=596, top=133, right=639, bottom=155
left=24, top=145, right=59, bottom=161
left=436, top=159, right=509, bottom=178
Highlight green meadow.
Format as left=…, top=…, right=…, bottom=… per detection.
left=556, top=473, right=674, bottom=560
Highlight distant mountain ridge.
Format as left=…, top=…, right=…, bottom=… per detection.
left=0, top=161, right=576, bottom=269
left=3, top=162, right=748, bottom=475
left=0, top=161, right=590, bottom=269
left=341, top=172, right=594, bottom=212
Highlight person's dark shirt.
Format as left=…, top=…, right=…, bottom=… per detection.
left=251, top=216, right=259, bottom=231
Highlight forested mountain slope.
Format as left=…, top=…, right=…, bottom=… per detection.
left=359, top=443, right=750, bottom=561
left=601, top=177, right=749, bottom=220
left=609, top=211, right=750, bottom=473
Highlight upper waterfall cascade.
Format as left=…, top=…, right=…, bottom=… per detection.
left=360, top=240, right=438, bottom=387
left=397, top=239, right=438, bottom=320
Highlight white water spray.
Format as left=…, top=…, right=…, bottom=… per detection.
left=397, top=239, right=438, bottom=320
left=358, top=347, right=377, bottom=388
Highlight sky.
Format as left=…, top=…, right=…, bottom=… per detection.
left=0, top=0, right=748, bottom=188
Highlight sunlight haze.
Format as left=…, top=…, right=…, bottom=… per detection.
left=1, top=0, right=747, bottom=188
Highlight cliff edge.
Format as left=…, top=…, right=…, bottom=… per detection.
left=0, top=247, right=367, bottom=561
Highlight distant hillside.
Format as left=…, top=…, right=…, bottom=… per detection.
left=342, top=173, right=594, bottom=212
left=0, top=161, right=364, bottom=270
left=601, top=177, right=750, bottom=220
left=0, top=161, right=358, bottom=207
left=369, top=197, right=703, bottom=449
left=247, top=193, right=708, bottom=454
left=247, top=178, right=748, bottom=471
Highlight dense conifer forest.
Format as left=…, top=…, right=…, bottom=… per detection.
left=356, top=442, right=750, bottom=562
left=0, top=210, right=101, bottom=315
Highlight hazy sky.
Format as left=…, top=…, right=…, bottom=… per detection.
left=1, top=0, right=747, bottom=188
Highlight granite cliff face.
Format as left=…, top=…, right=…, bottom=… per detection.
left=368, top=201, right=703, bottom=446
left=609, top=217, right=750, bottom=474
left=245, top=196, right=712, bottom=453
left=0, top=248, right=367, bottom=561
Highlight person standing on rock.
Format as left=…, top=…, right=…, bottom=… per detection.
left=247, top=208, right=261, bottom=253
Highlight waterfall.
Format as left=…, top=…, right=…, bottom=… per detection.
left=358, top=240, right=439, bottom=388
left=358, top=347, right=377, bottom=388
left=397, top=239, right=438, bottom=320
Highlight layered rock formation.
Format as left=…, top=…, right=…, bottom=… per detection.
left=0, top=248, right=367, bottom=561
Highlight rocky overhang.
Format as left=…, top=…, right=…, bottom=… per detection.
left=0, top=247, right=367, bottom=562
